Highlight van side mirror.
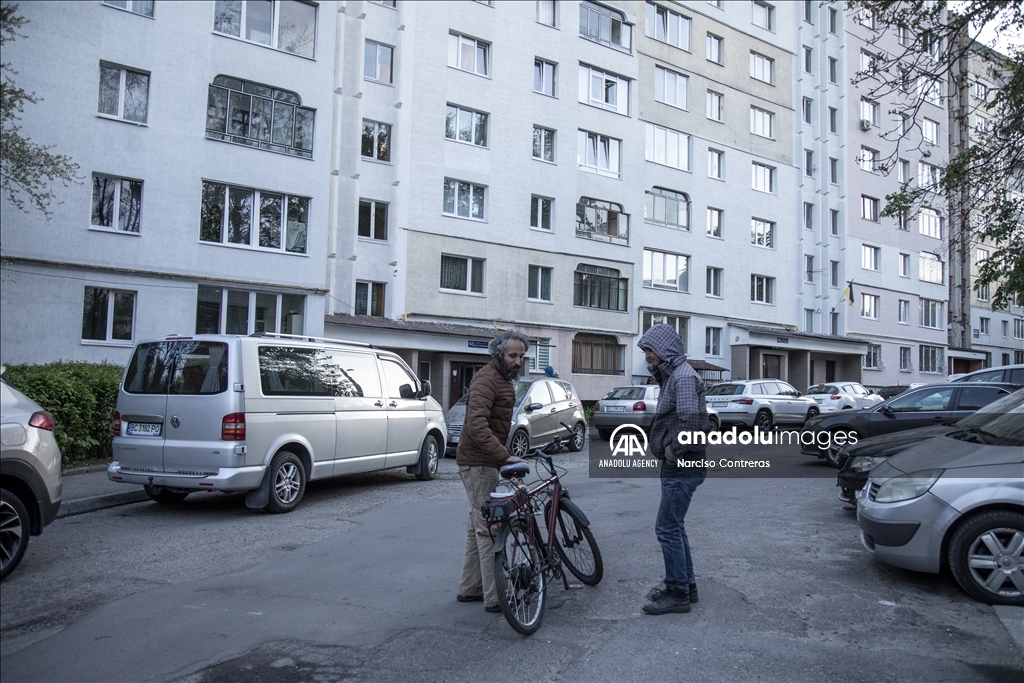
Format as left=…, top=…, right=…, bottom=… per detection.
left=416, top=380, right=431, bottom=399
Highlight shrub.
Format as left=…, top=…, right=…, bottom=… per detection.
left=584, top=406, right=595, bottom=424
left=3, top=362, right=124, bottom=467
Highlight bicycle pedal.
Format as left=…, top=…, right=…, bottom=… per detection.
left=566, top=583, right=584, bottom=590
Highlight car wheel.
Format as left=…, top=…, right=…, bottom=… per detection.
left=415, top=435, right=440, bottom=481
left=708, top=415, right=720, bottom=432
left=806, top=407, right=819, bottom=421
left=754, top=410, right=773, bottom=433
left=265, top=450, right=306, bottom=514
left=0, top=488, right=30, bottom=581
left=823, top=432, right=844, bottom=468
left=510, top=429, right=530, bottom=459
left=567, top=422, right=586, bottom=452
left=597, top=429, right=611, bottom=441
left=144, top=485, right=190, bottom=505
left=948, top=510, right=1024, bottom=606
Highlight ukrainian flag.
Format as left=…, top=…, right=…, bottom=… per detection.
left=842, top=281, right=855, bottom=306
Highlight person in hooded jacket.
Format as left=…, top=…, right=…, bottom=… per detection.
left=637, top=323, right=712, bottom=615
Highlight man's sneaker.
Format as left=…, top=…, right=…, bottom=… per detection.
left=647, top=583, right=698, bottom=604
left=642, top=588, right=690, bottom=615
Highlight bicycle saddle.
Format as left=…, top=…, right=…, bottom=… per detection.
left=500, top=462, right=530, bottom=479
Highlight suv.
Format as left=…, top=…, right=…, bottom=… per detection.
left=804, top=382, right=884, bottom=412
left=1, top=370, right=62, bottom=580
left=108, top=334, right=446, bottom=513
left=706, top=379, right=819, bottom=431
left=591, top=385, right=720, bottom=439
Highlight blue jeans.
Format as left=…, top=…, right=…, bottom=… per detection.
left=655, top=464, right=706, bottom=593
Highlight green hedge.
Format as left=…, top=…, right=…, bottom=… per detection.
left=3, top=362, right=124, bottom=467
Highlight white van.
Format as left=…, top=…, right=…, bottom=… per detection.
left=107, top=334, right=446, bottom=513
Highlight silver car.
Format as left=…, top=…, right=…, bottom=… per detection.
left=856, top=390, right=1023, bottom=605
left=804, top=382, right=884, bottom=413
left=706, top=380, right=819, bottom=431
left=444, top=378, right=586, bottom=457
left=591, top=385, right=720, bottom=440
left=1, top=370, right=63, bottom=580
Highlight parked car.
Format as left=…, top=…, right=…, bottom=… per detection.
left=802, top=382, right=1020, bottom=467
left=950, top=364, right=1024, bottom=384
left=591, top=385, right=720, bottom=440
left=0, top=369, right=62, bottom=580
left=705, top=379, right=819, bottom=431
left=804, top=381, right=884, bottom=413
left=856, top=390, right=1024, bottom=605
left=836, top=388, right=1024, bottom=503
left=875, top=383, right=926, bottom=400
left=444, top=377, right=586, bottom=457
left=108, top=334, right=446, bottom=514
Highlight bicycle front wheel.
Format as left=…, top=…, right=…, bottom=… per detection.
left=546, top=502, right=603, bottom=586
left=493, top=518, right=547, bottom=635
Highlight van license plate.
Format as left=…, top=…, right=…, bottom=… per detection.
left=127, top=422, right=161, bottom=436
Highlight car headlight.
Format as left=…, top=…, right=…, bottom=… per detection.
left=849, top=455, right=888, bottom=472
left=873, top=469, right=944, bottom=503
left=807, top=417, right=824, bottom=428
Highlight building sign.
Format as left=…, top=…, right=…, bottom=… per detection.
left=468, top=340, right=489, bottom=349
left=776, top=337, right=789, bottom=344
left=973, top=329, right=980, bottom=338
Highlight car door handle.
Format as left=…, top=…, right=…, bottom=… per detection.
left=389, top=401, right=398, bottom=408
left=931, top=416, right=946, bottom=421
left=549, top=407, right=557, bottom=413
left=375, top=400, right=384, bottom=407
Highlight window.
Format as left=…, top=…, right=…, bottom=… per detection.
left=82, top=287, right=135, bottom=342
left=645, top=2, right=691, bottom=50
left=752, top=162, right=775, bottom=193
left=364, top=41, right=393, bottom=83
left=750, top=52, right=774, bottom=83
left=655, top=65, right=687, bottom=109
left=440, top=255, right=485, bottom=293
left=802, top=97, right=812, bottom=124
left=864, top=344, right=881, bottom=369
left=862, top=245, right=880, bottom=271
left=213, top=0, right=317, bottom=58
left=861, top=196, right=879, bottom=222
left=358, top=199, right=387, bottom=241
left=643, top=249, right=689, bottom=292
left=1016, top=320, right=1024, bottom=339
left=829, top=7, right=837, bottom=33
left=828, top=107, right=837, bottom=133
left=196, top=286, right=304, bottom=335
left=531, top=195, right=553, bottom=230
left=91, top=174, right=142, bottom=233
left=804, top=309, right=815, bottom=332
left=642, top=312, right=688, bottom=345
left=579, top=65, right=629, bottom=115
left=805, top=150, right=814, bottom=177
left=534, top=59, right=557, bottom=96
left=706, top=267, right=722, bottom=297
left=919, top=161, right=940, bottom=187
left=898, top=159, right=909, bottom=182
left=920, top=299, right=942, bottom=328
left=445, top=105, right=488, bottom=147
left=830, top=311, right=839, bottom=335
left=828, top=57, right=837, bottom=83
left=572, top=332, right=624, bottom=375
left=922, top=118, right=939, bottom=145
left=644, top=123, right=689, bottom=171
left=899, top=252, right=910, bottom=277
left=706, top=34, right=723, bottom=64
left=103, top=0, right=153, bottom=17
left=98, top=63, right=149, bottom=124
left=532, top=126, right=555, bottom=161
left=804, top=0, right=814, bottom=23
left=200, top=181, right=308, bottom=253
left=977, top=283, right=990, bottom=301
left=645, top=187, right=689, bottom=229
left=707, top=90, right=723, bottom=121
left=355, top=281, right=385, bottom=317
left=980, top=317, right=991, bottom=335
left=918, top=77, right=940, bottom=105
left=707, top=207, right=723, bottom=238
left=578, top=130, right=621, bottom=177
left=708, top=149, right=724, bottom=179
left=205, top=76, right=314, bottom=158
left=976, top=248, right=989, bottom=264
left=804, top=46, right=813, bottom=73
left=919, top=207, right=941, bottom=238
left=369, top=0, right=396, bottom=6
left=1003, top=320, right=1010, bottom=337
left=860, top=98, right=879, bottom=125
left=920, top=345, right=944, bottom=373
left=830, top=209, right=839, bottom=236
left=805, top=255, right=814, bottom=282
left=528, top=338, right=552, bottom=373
left=830, top=260, right=839, bottom=287
left=750, top=106, right=774, bottom=138
left=705, top=327, right=721, bottom=355
left=859, top=50, right=876, bottom=74
left=443, top=178, right=486, bottom=220
left=577, top=197, right=628, bottom=243
left=448, top=33, right=489, bottom=76
left=804, top=202, right=814, bottom=230
left=859, top=147, right=880, bottom=173
left=574, top=264, right=628, bottom=311
left=528, top=265, right=553, bottom=301
left=752, top=1, right=774, bottom=30
left=829, top=158, right=838, bottom=183
left=361, top=119, right=391, bottom=161
left=537, top=0, right=557, bottom=26
left=861, top=293, right=879, bottom=319
left=897, top=24, right=912, bottom=46
left=919, top=252, right=943, bottom=283
left=750, top=275, right=774, bottom=304
left=751, top=218, right=773, bottom=248
left=976, top=115, right=990, bottom=133
left=900, top=346, right=912, bottom=371
left=579, top=1, right=631, bottom=52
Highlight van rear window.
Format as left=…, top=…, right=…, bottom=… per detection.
left=124, top=342, right=229, bottom=394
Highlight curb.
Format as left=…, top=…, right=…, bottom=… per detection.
left=56, top=490, right=149, bottom=519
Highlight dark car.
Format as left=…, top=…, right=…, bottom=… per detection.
left=801, top=382, right=1020, bottom=467
left=835, top=388, right=1024, bottom=503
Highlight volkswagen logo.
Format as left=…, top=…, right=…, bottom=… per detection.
left=170, top=416, right=180, bottom=429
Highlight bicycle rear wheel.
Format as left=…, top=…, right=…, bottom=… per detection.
left=545, top=502, right=603, bottom=586
left=493, top=518, right=547, bottom=635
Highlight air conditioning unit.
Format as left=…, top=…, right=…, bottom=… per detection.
left=859, top=119, right=872, bottom=131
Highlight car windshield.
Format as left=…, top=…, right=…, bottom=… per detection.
left=806, top=384, right=836, bottom=395
left=955, top=388, right=1024, bottom=430
left=605, top=387, right=645, bottom=400
left=707, top=384, right=744, bottom=396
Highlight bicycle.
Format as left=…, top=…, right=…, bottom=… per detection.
left=481, top=422, right=603, bottom=635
